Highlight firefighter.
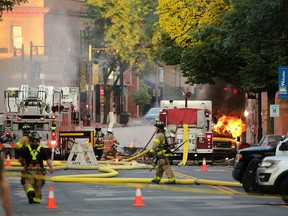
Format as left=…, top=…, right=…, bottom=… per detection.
left=148, top=121, right=176, bottom=184
left=16, top=124, right=31, bottom=149
left=94, top=128, right=105, bottom=160
left=101, top=128, right=119, bottom=161
left=19, top=131, right=54, bottom=204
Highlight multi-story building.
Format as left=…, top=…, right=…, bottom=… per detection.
left=0, top=0, right=140, bottom=123
left=0, top=0, right=87, bottom=112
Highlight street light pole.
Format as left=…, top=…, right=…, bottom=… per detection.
left=155, top=63, right=159, bottom=107
left=88, top=44, right=92, bottom=119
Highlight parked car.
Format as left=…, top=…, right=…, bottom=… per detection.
left=143, top=107, right=160, bottom=123
left=254, top=134, right=284, bottom=147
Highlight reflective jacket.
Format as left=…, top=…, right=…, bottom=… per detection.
left=95, top=132, right=104, bottom=150
left=16, top=136, right=30, bottom=148
left=20, top=144, right=50, bottom=168
left=150, top=132, right=173, bottom=157
left=102, top=134, right=119, bottom=151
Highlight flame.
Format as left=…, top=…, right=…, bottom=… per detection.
left=213, top=115, right=246, bottom=138
left=129, top=142, right=134, bottom=148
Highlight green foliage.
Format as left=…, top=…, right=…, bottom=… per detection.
left=87, top=0, right=160, bottom=67
left=157, top=0, right=288, bottom=133
left=130, top=80, right=151, bottom=115
left=0, top=0, right=28, bottom=21
left=158, top=0, right=288, bottom=95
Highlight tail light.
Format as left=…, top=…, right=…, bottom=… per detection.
left=50, top=130, right=57, bottom=146
left=17, top=116, right=22, bottom=121
left=206, top=133, right=212, bottom=145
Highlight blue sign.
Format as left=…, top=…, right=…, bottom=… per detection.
left=278, top=66, right=288, bottom=99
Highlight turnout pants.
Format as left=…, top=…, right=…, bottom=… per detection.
left=21, top=166, right=45, bottom=203
left=155, top=157, right=175, bottom=180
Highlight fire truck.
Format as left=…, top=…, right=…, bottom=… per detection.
left=159, top=100, right=213, bottom=164
left=2, top=85, right=86, bottom=159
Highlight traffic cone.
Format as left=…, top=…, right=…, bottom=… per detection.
left=46, top=186, right=58, bottom=209
left=133, top=185, right=145, bottom=207
left=201, top=158, right=208, bottom=172
left=114, top=153, right=119, bottom=166
left=5, top=154, right=11, bottom=167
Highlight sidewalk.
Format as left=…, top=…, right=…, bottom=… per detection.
left=78, top=118, right=145, bottom=130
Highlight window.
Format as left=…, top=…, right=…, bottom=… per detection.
left=12, top=26, right=22, bottom=49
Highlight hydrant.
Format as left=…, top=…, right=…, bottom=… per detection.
left=83, top=115, right=88, bottom=127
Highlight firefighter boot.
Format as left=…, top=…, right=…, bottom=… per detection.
left=166, top=177, right=176, bottom=184
left=166, top=180, right=176, bottom=184
left=151, top=176, right=161, bottom=184
left=27, top=191, right=35, bottom=204
left=151, top=179, right=160, bottom=184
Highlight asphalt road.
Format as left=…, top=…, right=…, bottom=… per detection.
left=7, top=165, right=288, bottom=216
left=112, top=122, right=155, bottom=149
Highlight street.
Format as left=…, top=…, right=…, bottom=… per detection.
left=7, top=165, right=288, bottom=216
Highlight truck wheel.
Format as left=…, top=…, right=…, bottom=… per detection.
left=280, top=178, right=288, bottom=204
left=242, top=158, right=261, bottom=193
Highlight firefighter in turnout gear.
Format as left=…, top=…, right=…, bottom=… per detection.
left=101, top=128, right=119, bottom=161
left=94, top=128, right=105, bottom=160
left=19, top=131, right=54, bottom=204
left=149, top=121, right=175, bottom=184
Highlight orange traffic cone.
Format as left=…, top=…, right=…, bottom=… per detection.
left=133, top=185, right=145, bottom=207
left=114, top=153, right=119, bottom=166
left=201, top=158, right=208, bottom=172
left=5, top=154, right=11, bottom=167
left=46, top=186, right=58, bottom=209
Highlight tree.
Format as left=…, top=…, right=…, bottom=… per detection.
left=86, top=0, right=160, bottom=123
left=0, top=0, right=27, bottom=21
left=157, top=0, right=288, bottom=134
left=130, top=80, right=151, bottom=116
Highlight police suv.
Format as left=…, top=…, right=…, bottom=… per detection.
left=257, top=153, right=288, bottom=204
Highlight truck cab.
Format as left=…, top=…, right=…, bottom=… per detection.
left=212, top=132, right=237, bottom=160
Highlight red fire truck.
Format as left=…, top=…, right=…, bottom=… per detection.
left=159, top=100, right=213, bottom=164
left=2, top=85, right=86, bottom=159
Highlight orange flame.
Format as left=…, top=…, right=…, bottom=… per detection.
left=213, top=115, right=246, bottom=138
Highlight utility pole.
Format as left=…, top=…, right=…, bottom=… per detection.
left=120, top=69, right=124, bottom=114
left=257, top=92, right=263, bottom=142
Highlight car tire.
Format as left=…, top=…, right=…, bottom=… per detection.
left=242, top=158, right=261, bottom=193
left=280, top=177, right=288, bottom=204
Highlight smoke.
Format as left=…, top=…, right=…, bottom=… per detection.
left=196, top=79, right=246, bottom=118
left=0, top=0, right=86, bottom=112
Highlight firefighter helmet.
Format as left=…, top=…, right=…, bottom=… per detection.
left=22, top=124, right=31, bottom=132
left=29, top=131, right=41, bottom=142
left=95, top=128, right=102, bottom=132
left=107, top=128, right=113, bottom=133
left=154, top=121, right=164, bottom=129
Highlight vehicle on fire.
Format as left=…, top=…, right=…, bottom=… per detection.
left=212, top=132, right=237, bottom=160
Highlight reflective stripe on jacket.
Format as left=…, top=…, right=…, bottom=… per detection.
left=27, top=145, right=42, bottom=162
left=150, top=132, right=172, bottom=157
left=17, top=136, right=30, bottom=148
left=102, top=134, right=118, bottom=151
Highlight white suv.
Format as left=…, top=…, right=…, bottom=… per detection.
left=257, top=155, right=288, bottom=204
